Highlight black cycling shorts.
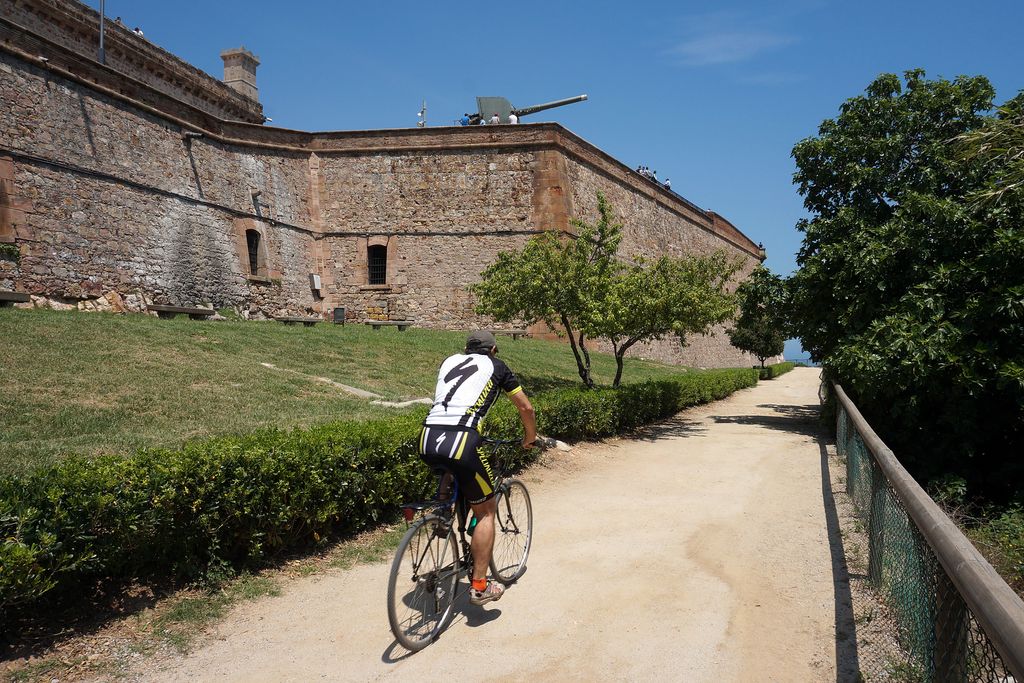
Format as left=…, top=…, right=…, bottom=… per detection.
left=418, top=426, right=496, bottom=505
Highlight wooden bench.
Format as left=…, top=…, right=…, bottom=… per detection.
left=0, top=291, right=30, bottom=307
left=276, top=316, right=321, bottom=327
left=365, top=320, right=415, bottom=331
left=147, top=304, right=215, bottom=320
left=499, top=329, right=530, bottom=341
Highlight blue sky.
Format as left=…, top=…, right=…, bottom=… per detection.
left=83, top=1, right=1024, bottom=360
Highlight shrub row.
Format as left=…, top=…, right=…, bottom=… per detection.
left=759, top=361, right=796, bottom=380
left=0, top=412, right=432, bottom=613
left=487, top=368, right=759, bottom=442
left=0, top=368, right=757, bottom=614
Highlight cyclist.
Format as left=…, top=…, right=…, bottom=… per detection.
left=418, top=330, right=537, bottom=605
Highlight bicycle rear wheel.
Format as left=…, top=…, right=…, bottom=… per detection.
left=489, top=479, right=532, bottom=584
left=386, top=515, right=459, bottom=651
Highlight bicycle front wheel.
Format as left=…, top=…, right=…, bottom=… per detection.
left=490, top=479, right=533, bottom=584
left=386, top=515, right=459, bottom=652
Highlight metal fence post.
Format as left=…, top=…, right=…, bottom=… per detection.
left=868, top=460, right=887, bottom=585
left=933, top=569, right=969, bottom=681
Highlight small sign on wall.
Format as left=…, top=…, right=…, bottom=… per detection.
left=309, top=273, right=322, bottom=292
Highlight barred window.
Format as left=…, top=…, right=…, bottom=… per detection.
left=246, top=229, right=265, bottom=277
left=368, top=244, right=387, bottom=285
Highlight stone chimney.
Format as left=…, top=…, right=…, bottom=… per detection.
left=220, top=47, right=260, bottom=102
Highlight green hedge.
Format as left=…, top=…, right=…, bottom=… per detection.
left=0, top=412, right=433, bottom=611
left=486, top=368, right=759, bottom=441
left=758, top=362, right=796, bottom=380
left=0, top=368, right=757, bottom=614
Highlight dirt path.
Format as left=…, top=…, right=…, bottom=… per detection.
left=135, top=367, right=849, bottom=682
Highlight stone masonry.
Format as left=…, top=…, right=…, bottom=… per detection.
left=0, top=0, right=774, bottom=367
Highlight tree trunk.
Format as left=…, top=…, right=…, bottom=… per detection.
left=561, top=314, right=593, bottom=388
left=613, top=338, right=640, bottom=388
left=613, top=352, right=624, bottom=387
left=578, top=331, right=594, bottom=388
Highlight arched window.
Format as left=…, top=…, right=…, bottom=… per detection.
left=246, top=229, right=266, bottom=277
left=367, top=244, right=387, bottom=285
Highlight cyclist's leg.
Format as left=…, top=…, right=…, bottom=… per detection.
left=421, top=428, right=502, bottom=588
left=469, top=496, right=497, bottom=581
left=445, top=432, right=503, bottom=590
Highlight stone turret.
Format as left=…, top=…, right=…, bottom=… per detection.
left=220, top=47, right=260, bottom=102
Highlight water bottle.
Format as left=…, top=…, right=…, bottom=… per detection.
left=467, top=515, right=478, bottom=536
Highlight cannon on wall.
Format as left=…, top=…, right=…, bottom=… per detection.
left=468, top=94, right=588, bottom=124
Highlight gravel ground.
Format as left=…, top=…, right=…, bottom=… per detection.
left=117, top=367, right=869, bottom=682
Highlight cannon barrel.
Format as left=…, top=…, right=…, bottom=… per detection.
left=513, top=94, right=588, bottom=117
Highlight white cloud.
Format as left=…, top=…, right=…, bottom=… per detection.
left=668, top=12, right=796, bottom=66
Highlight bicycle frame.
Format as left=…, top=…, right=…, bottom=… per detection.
left=399, top=437, right=522, bottom=588
left=389, top=435, right=535, bottom=649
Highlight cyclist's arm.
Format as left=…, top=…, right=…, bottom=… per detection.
left=507, top=389, right=537, bottom=449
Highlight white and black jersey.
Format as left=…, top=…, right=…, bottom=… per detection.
left=423, top=352, right=523, bottom=429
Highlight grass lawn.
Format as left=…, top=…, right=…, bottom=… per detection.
left=0, top=308, right=692, bottom=475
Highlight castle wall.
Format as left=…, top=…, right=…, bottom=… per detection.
left=562, top=154, right=763, bottom=367
left=314, top=149, right=539, bottom=326
left=1, top=0, right=263, bottom=123
left=567, top=160, right=740, bottom=261
left=1, top=5, right=773, bottom=367
left=320, top=233, right=533, bottom=327
left=0, top=49, right=318, bottom=314
left=318, top=150, right=537, bottom=232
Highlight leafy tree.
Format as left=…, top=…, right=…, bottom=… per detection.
left=791, top=69, right=995, bottom=364
left=587, top=253, right=738, bottom=386
left=472, top=192, right=621, bottom=388
left=474, top=193, right=740, bottom=388
left=727, top=265, right=789, bottom=367
left=957, top=94, right=1024, bottom=206
left=790, top=69, right=1024, bottom=498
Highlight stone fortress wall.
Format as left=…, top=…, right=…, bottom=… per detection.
left=2, top=0, right=264, bottom=123
left=0, top=0, right=773, bottom=368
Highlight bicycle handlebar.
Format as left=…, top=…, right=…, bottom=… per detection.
left=481, top=435, right=556, bottom=450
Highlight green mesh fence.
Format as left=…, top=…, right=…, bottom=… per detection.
left=837, top=401, right=1016, bottom=681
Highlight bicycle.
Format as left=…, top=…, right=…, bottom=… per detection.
left=386, top=436, right=538, bottom=651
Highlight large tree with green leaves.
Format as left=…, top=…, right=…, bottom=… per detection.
left=586, top=253, right=738, bottom=386
left=958, top=95, right=1024, bottom=205
left=727, top=265, right=789, bottom=368
left=790, top=69, right=1024, bottom=497
left=472, top=192, right=621, bottom=388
